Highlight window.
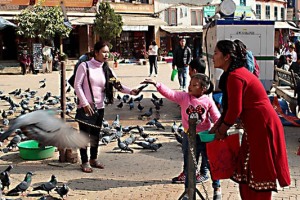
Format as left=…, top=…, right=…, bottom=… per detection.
left=164, top=8, right=177, bottom=26
left=256, top=4, right=261, bottom=19
left=281, top=7, right=285, bottom=20
left=265, top=5, right=270, bottom=19
left=191, top=10, right=202, bottom=25
left=274, top=7, right=278, bottom=20
left=240, top=0, right=246, bottom=6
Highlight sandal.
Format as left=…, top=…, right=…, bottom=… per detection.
left=81, top=162, right=93, bottom=173
left=89, top=160, right=104, bottom=169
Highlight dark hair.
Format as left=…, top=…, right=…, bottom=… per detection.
left=190, top=58, right=206, bottom=73
left=151, top=41, right=157, bottom=46
left=216, top=40, right=246, bottom=118
left=94, top=40, right=110, bottom=52
left=191, top=73, right=214, bottom=95
left=216, top=40, right=246, bottom=72
left=277, top=55, right=287, bottom=68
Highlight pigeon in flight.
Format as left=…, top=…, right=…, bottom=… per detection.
left=0, top=110, right=89, bottom=149
left=33, top=174, right=57, bottom=194
left=7, top=172, right=33, bottom=196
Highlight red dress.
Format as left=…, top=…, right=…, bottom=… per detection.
left=223, top=67, right=291, bottom=191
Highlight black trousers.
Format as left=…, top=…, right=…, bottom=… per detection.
left=148, top=55, right=158, bottom=75
left=79, top=108, right=104, bottom=163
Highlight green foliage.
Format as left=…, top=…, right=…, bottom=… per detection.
left=94, top=2, right=123, bottom=42
left=16, top=1, right=71, bottom=40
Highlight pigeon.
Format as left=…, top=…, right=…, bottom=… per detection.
left=8, top=89, right=20, bottom=95
left=152, top=93, right=159, bottom=101
left=0, top=110, right=89, bottom=149
left=55, top=184, right=69, bottom=199
left=149, top=143, right=163, bottom=151
left=146, top=119, right=156, bottom=126
left=174, top=132, right=183, bottom=144
left=159, top=98, right=164, bottom=106
left=66, top=86, right=71, bottom=93
left=6, top=172, right=33, bottom=196
left=116, top=94, right=122, bottom=101
left=151, top=99, right=161, bottom=111
left=122, top=126, right=136, bottom=134
left=24, top=88, right=30, bottom=92
left=33, top=174, right=57, bottom=194
left=134, top=94, right=143, bottom=102
left=123, top=134, right=137, bottom=146
left=117, top=138, right=133, bottom=153
left=129, top=101, right=134, bottom=110
left=6, top=135, right=22, bottom=149
left=154, top=119, right=165, bottom=130
left=137, top=103, right=144, bottom=112
left=0, top=165, right=13, bottom=190
left=111, top=114, right=120, bottom=128
left=122, top=94, right=130, bottom=103
left=141, top=108, right=153, bottom=118
left=171, top=121, right=178, bottom=133
left=39, top=78, right=46, bottom=84
left=137, top=125, right=145, bottom=134
left=145, top=137, right=157, bottom=144
left=40, top=82, right=46, bottom=89
left=135, top=141, right=150, bottom=149
left=100, top=135, right=115, bottom=145
left=116, top=102, right=123, bottom=109
left=102, top=119, right=109, bottom=128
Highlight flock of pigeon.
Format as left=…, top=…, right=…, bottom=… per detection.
left=0, top=165, right=69, bottom=199
left=0, top=77, right=186, bottom=199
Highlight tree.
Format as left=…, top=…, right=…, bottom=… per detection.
left=94, top=2, right=123, bottom=42
left=15, top=1, right=71, bottom=42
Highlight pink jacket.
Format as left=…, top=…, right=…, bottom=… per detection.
left=74, top=58, right=131, bottom=109
left=156, top=83, right=220, bottom=132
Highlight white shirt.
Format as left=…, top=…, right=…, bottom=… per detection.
left=148, top=45, right=158, bottom=56
left=285, top=50, right=297, bottom=62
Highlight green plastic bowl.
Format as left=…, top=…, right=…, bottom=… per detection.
left=17, top=140, right=56, bottom=160
left=198, top=130, right=215, bottom=142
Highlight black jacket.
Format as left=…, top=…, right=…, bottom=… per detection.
left=172, top=45, right=192, bottom=68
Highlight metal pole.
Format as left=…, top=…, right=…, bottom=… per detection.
left=187, top=118, right=197, bottom=200
left=60, top=61, right=66, bottom=120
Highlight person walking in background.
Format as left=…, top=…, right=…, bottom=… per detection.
left=285, top=44, right=297, bottom=63
left=210, top=40, right=290, bottom=199
left=148, top=40, right=158, bottom=77
left=19, top=50, right=31, bottom=75
left=172, top=38, right=192, bottom=91
left=141, top=73, right=221, bottom=199
left=74, top=40, right=140, bottom=173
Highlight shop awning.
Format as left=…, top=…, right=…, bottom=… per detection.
left=69, top=17, right=95, bottom=25
left=275, top=22, right=300, bottom=31
left=160, top=25, right=203, bottom=33
left=121, top=14, right=167, bottom=26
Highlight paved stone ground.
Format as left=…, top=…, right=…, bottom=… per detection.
left=0, top=62, right=299, bottom=199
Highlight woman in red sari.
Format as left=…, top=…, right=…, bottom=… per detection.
left=210, top=40, right=290, bottom=200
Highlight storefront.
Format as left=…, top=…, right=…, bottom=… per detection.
left=159, top=25, right=203, bottom=59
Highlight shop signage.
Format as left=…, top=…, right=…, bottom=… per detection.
left=110, top=3, right=153, bottom=14
left=40, top=0, right=93, bottom=7
left=234, top=6, right=252, bottom=18
left=203, top=6, right=216, bottom=18
left=0, top=0, right=30, bottom=5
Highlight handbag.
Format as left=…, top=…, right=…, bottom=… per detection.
left=206, top=133, right=240, bottom=180
left=75, top=62, right=99, bottom=125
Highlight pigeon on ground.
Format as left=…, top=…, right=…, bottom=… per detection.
left=0, top=110, right=89, bottom=149
left=137, top=103, right=144, bottom=112
left=55, top=184, right=69, bottom=199
left=6, top=134, right=22, bottom=149
left=6, top=172, right=33, bottom=196
left=111, top=115, right=120, bottom=128
left=0, top=165, right=13, bottom=190
left=117, top=94, right=122, bottom=101
left=134, top=94, right=143, bottom=102
left=145, top=137, right=157, bottom=144
left=129, top=101, right=134, bottom=110
left=66, top=86, right=71, bottom=93
left=154, top=119, right=165, bottom=130
left=141, top=108, right=153, bottom=118
left=123, top=134, right=137, bottom=146
left=171, top=121, right=178, bottom=133
left=122, top=126, right=136, bottom=134
left=122, top=94, right=130, bottom=103
left=149, top=143, right=163, bottom=151
left=33, top=175, right=57, bottom=194
left=146, top=119, right=156, bottom=126
left=117, top=138, right=133, bottom=153
left=8, top=89, right=20, bottom=95
left=40, top=82, right=46, bottom=89
left=39, top=78, right=46, bottom=84
left=102, top=119, right=109, bottom=128
left=116, top=102, right=123, bottom=109
left=135, top=141, right=150, bottom=149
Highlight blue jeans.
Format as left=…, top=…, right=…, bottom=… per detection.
left=182, top=133, right=220, bottom=189
left=177, top=66, right=188, bottom=88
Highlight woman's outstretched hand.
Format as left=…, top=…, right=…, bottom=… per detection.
left=140, top=79, right=157, bottom=86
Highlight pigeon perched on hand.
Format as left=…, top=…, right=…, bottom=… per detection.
left=33, top=174, right=57, bottom=194
left=7, top=172, right=33, bottom=196
left=0, top=110, right=89, bottom=149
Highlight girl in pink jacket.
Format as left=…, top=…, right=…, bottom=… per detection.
left=142, top=73, right=221, bottom=198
